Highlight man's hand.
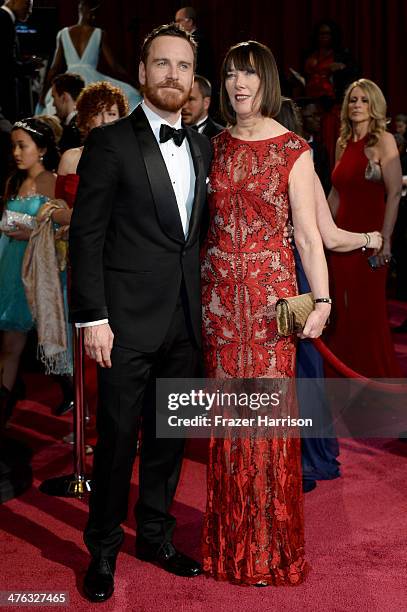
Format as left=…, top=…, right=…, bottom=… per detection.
left=84, top=323, right=114, bottom=368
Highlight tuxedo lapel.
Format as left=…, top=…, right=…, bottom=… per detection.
left=185, top=127, right=205, bottom=247
left=130, top=106, right=185, bottom=244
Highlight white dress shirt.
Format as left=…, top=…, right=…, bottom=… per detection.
left=195, top=115, right=208, bottom=134
left=65, top=110, right=77, bottom=126
left=77, top=101, right=196, bottom=328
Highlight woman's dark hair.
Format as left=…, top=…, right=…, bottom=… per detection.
left=275, top=97, right=303, bottom=136
left=220, top=40, right=281, bottom=126
left=310, top=19, right=343, bottom=53
left=5, top=117, right=59, bottom=199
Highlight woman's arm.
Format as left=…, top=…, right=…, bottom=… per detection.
left=39, top=33, right=67, bottom=106
left=315, top=174, right=383, bottom=252
left=327, top=138, right=343, bottom=219
left=49, top=149, right=81, bottom=225
left=376, top=132, right=403, bottom=265
left=289, top=151, right=331, bottom=338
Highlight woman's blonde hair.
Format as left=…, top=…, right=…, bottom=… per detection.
left=339, top=78, right=387, bottom=148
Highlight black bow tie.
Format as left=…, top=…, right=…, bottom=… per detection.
left=159, top=124, right=186, bottom=146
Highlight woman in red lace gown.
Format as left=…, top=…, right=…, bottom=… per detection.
left=52, top=82, right=129, bottom=421
left=327, top=79, right=403, bottom=377
left=201, top=41, right=331, bottom=586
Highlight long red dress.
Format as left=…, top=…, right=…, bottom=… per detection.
left=327, top=137, right=402, bottom=377
left=201, top=130, right=309, bottom=586
left=55, top=173, right=99, bottom=424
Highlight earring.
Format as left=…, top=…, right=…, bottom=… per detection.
left=39, top=155, right=44, bottom=162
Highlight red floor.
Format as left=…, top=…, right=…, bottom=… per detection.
left=1, top=301, right=407, bottom=611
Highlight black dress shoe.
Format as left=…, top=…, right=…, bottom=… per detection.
left=135, top=541, right=202, bottom=577
left=55, top=398, right=74, bottom=416
left=302, top=479, right=317, bottom=493
left=83, top=557, right=115, bottom=602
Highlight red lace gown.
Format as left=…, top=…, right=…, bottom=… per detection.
left=201, top=130, right=310, bottom=586
left=327, top=137, right=402, bottom=378
left=55, top=174, right=99, bottom=426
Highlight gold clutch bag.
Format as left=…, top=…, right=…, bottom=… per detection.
left=276, top=292, right=314, bottom=336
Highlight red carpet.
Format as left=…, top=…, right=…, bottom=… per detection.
left=1, top=301, right=407, bottom=611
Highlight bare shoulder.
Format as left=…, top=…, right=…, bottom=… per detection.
left=35, top=170, right=56, bottom=198
left=377, top=131, right=398, bottom=154
left=58, top=147, right=82, bottom=175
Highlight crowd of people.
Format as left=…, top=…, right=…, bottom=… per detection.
left=0, top=0, right=406, bottom=603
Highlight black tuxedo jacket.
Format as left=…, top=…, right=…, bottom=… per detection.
left=59, top=115, right=82, bottom=153
left=201, top=117, right=224, bottom=141
left=0, top=8, right=19, bottom=121
left=310, top=139, right=331, bottom=196
left=69, top=105, right=211, bottom=352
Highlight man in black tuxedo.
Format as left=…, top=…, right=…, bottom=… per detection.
left=182, top=75, right=223, bottom=140
left=297, top=98, right=331, bottom=196
left=69, top=24, right=211, bottom=603
left=51, top=73, right=85, bottom=153
left=0, top=0, right=36, bottom=121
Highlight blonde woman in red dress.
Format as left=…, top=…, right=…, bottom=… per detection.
left=327, top=79, right=402, bottom=378
left=201, top=41, right=331, bottom=586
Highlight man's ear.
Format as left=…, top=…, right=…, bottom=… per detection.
left=203, top=96, right=211, bottom=113
left=139, top=61, right=146, bottom=87
left=62, top=91, right=72, bottom=104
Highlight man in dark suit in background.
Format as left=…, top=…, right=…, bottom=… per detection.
left=51, top=73, right=85, bottom=153
left=182, top=74, right=223, bottom=140
left=297, top=97, right=332, bottom=195
left=69, top=24, right=211, bottom=603
left=0, top=0, right=37, bottom=121
left=175, top=6, right=212, bottom=82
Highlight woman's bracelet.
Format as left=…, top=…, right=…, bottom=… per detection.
left=361, top=232, right=371, bottom=251
left=313, top=297, right=332, bottom=304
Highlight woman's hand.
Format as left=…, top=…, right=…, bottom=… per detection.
left=283, top=221, right=294, bottom=243
left=376, top=236, right=392, bottom=266
left=368, top=231, right=383, bottom=251
left=3, top=223, right=33, bottom=241
left=299, top=303, right=331, bottom=339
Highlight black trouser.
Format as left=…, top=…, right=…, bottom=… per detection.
left=84, top=295, right=200, bottom=560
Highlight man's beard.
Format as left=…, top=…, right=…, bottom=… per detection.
left=144, top=78, right=191, bottom=113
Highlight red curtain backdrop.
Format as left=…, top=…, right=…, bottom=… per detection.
left=38, top=0, right=406, bottom=118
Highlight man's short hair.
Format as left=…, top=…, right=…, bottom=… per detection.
left=140, top=23, right=197, bottom=68
left=179, top=6, right=197, bottom=24
left=194, top=75, right=211, bottom=99
left=52, top=73, right=85, bottom=101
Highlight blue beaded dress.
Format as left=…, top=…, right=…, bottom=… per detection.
left=0, top=194, right=72, bottom=374
left=0, top=194, right=47, bottom=331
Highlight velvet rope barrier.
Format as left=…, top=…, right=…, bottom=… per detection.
left=311, top=338, right=407, bottom=394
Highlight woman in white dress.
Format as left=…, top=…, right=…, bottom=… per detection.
left=37, top=0, right=141, bottom=113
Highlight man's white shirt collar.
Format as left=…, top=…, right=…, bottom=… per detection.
left=65, top=110, right=77, bottom=126
left=141, top=100, right=182, bottom=142
left=1, top=5, right=16, bottom=23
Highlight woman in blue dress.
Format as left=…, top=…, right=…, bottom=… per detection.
left=37, top=0, right=141, bottom=114
left=276, top=99, right=383, bottom=491
left=0, top=118, right=60, bottom=425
